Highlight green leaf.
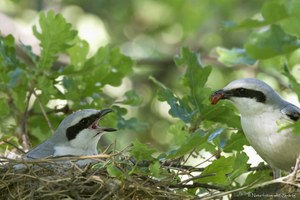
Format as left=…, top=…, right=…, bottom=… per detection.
left=81, top=46, right=133, bottom=87
left=245, top=25, right=300, bottom=59
left=167, top=129, right=207, bottom=159
left=107, top=164, right=124, bottom=178
left=203, top=103, right=241, bottom=129
left=33, top=11, right=77, bottom=68
left=280, top=0, right=300, bottom=36
left=67, top=38, right=89, bottom=70
left=224, top=19, right=267, bottom=30
left=168, top=121, right=190, bottom=147
left=244, top=167, right=272, bottom=186
left=150, top=76, right=193, bottom=123
left=149, top=161, right=161, bottom=178
left=120, top=90, right=143, bottom=106
left=225, top=1, right=288, bottom=30
left=261, top=1, right=289, bottom=23
left=130, top=139, right=156, bottom=161
left=8, top=68, right=27, bottom=88
left=223, top=131, right=249, bottom=153
left=216, top=47, right=256, bottom=66
left=0, top=34, right=22, bottom=70
left=117, top=116, right=148, bottom=130
left=0, top=99, right=10, bottom=116
left=197, top=156, right=234, bottom=185
left=228, top=152, right=250, bottom=181
left=282, top=63, right=300, bottom=102
left=11, top=89, right=27, bottom=111
left=19, top=43, right=38, bottom=65
left=175, top=47, right=211, bottom=88
left=175, top=47, right=212, bottom=109
left=281, top=65, right=300, bottom=134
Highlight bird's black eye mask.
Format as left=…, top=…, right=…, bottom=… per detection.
left=225, top=88, right=266, bottom=103
left=66, top=114, right=100, bottom=141
left=65, top=109, right=116, bottom=141
left=211, top=88, right=266, bottom=105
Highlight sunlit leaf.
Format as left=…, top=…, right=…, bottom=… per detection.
left=244, top=165, right=272, bottom=186
left=130, top=140, right=156, bottom=161
left=168, top=121, right=190, bottom=147
left=120, top=90, right=143, bottom=106
left=282, top=64, right=300, bottom=102
left=7, top=68, right=26, bottom=88
left=176, top=47, right=212, bottom=109
left=202, top=103, right=241, bottom=129
left=107, top=164, right=124, bottom=178
left=280, top=0, right=300, bottom=36
left=197, top=156, right=234, bottom=185
left=245, top=25, right=300, bottom=59
left=67, top=38, right=89, bottom=70
left=0, top=99, right=10, bottom=116
left=225, top=1, right=288, bottom=30
left=149, top=161, right=161, bottom=178
left=82, top=46, right=133, bottom=87
left=150, top=76, right=193, bottom=123
left=228, top=152, right=250, bottom=181
left=167, top=129, right=207, bottom=159
left=33, top=11, right=77, bottom=68
left=261, top=1, right=289, bottom=23
left=0, top=35, right=22, bottom=70
left=216, top=47, right=256, bottom=66
left=223, top=131, right=249, bottom=153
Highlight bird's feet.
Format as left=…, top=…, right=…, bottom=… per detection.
left=282, top=154, right=300, bottom=184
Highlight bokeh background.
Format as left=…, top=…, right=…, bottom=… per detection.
left=1, top=0, right=299, bottom=158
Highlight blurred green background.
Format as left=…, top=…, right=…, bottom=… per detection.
left=1, top=0, right=299, bottom=155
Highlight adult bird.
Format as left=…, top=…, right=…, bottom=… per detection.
left=210, top=78, right=300, bottom=178
left=24, top=109, right=116, bottom=164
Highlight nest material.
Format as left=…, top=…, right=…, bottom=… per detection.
left=0, top=155, right=194, bottom=200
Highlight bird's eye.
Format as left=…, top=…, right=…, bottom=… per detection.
left=238, top=88, right=245, bottom=94
left=80, top=119, right=89, bottom=126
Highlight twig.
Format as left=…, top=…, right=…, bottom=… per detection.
left=31, top=88, right=54, bottom=133
left=179, top=173, right=216, bottom=185
left=169, top=182, right=226, bottom=191
left=201, top=172, right=300, bottom=200
left=20, top=87, right=33, bottom=150
left=3, top=140, right=26, bottom=154
left=0, top=153, right=120, bottom=164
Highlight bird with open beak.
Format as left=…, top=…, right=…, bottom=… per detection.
left=24, top=109, right=117, bottom=161
left=210, top=78, right=300, bottom=178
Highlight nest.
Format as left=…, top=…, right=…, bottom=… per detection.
left=0, top=154, right=197, bottom=200
left=3, top=153, right=300, bottom=200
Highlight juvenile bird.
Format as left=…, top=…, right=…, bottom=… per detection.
left=210, top=78, right=300, bottom=177
left=24, top=109, right=116, bottom=160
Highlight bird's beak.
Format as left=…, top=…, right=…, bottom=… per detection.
left=94, top=109, right=117, bottom=132
left=98, top=109, right=114, bottom=118
left=210, top=89, right=226, bottom=105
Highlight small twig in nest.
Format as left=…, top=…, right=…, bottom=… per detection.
left=170, top=182, right=226, bottom=191
left=0, top=153, right=121, bottom=164
left=3, top=140, right=26, bottom=154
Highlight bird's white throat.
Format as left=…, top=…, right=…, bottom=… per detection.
left=54, top=130, right=102, bottom=156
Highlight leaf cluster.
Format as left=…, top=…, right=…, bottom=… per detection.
left=0, top=11, right=140, bottom=150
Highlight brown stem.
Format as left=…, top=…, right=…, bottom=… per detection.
left=19, top=88, right=33, bottom=151
left=32, top=88, right=54, bottom=133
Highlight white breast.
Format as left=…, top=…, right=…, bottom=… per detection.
left=241, top=109, right=300, bottom=171
left=53, top=145, right=98, bottom=156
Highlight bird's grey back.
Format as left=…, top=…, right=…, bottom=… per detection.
left=23, top=109, right=99, bottom=159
